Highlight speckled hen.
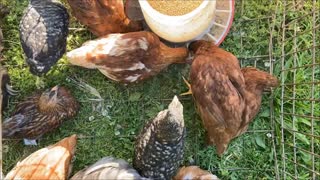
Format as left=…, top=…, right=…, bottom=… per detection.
left=67, top=31, right=188, bottom=84
left=67, top=0, right=142, bottom=36
left=133, top=96, right=186, bottom=179
left=19, top=0, right=69, bottom=76
left=2, top=86, right=79, bottom=144
left=5, top=134, right=77, bottom=180
left=71, top=157, right=148, bottom=180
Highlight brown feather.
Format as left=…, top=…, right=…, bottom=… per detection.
left=5, top=134, right=77, bottom=180
left=67, top=31, right=188, bottom=84
left=190, top=40, right=245, bottom=155
left=2, top=86, right=79, bottom=139
left=237, top=67, right=279, bottom=135
left=189, top=40, right=279, bottom=155
left=174, top=166, right=219, bottom=180
left=67, top=0, right=142, bottom=36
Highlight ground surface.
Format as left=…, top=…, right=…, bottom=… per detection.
left=2, top=0, right=319, bottom=179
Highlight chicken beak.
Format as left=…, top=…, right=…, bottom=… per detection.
left=51, top=85, right=59, bottom=91
left=49, top=85, right=59, bottom=99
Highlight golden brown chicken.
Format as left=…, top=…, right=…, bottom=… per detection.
left=238, top=67, right=279, bottom=135
left=67, top=31, right=188, bottom=84
left=67, top=0, right=142, bottom=37
left=5, top=134, right=77, bottom=180
left=187, top=40, right=278, bottom=155
left=187, top=40, right=245, bottom=155
left=2, top=86, right=79, bottom=145
left=174, top=166, right=220, bottom=180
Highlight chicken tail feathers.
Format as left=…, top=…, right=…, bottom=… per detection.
left=2, top=114, right=25, bottom=138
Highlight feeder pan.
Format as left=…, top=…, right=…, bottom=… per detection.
left=125, top=0, right=235, bottom=46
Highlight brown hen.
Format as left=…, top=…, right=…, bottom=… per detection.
left=67, top=0, right=142, bottom=36
left=67, top=31, right=188, bottom=84
left=238, top=67, right=279, bottom=135
left=5, top=134, right=77, bottom=180
left=174, top=166, right=220, bottom=180
left=188, top=40, right=278, bottom=155
left=2, top=86, right=79, bottom=144
left=188, top=40, right=246, bottom=155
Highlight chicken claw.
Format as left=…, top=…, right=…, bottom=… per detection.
left=180, top=76, right=192, bottom=96
left=6, top=84, right=18, bottom=96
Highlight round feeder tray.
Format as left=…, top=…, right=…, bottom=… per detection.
left=125, top=0, right=235, bottom=46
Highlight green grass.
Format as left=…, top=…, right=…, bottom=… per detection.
left=1, top=0, right=319, bottom=179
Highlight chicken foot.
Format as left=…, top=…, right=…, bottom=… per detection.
left=180, top=76, right=192, bottom=96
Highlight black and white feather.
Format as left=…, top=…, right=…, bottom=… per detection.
left=19, top=0, right=69, bottom=76
left=71, top=157, right=148, bottom=180
left=133, top=96, right=186, bottom=179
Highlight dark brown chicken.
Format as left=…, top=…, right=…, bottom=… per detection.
left=134, top=96, right=186, bottom=179
left=67, top=31, right=188, bottom=84
left=174, top=166, right=220, bottom=180
left=187, top=40, right=278, bottom=155
left=2, top=86, right=79, bottom=143
left=67, top=0, right=142, bottom=37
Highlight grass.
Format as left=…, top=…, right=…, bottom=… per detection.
left=1, top=0, right=319, bottom=179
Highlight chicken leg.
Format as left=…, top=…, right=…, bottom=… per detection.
left=180, top=76, right=192, bottom=96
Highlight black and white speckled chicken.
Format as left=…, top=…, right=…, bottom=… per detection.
left=19, top=0, right=69, bottom=79
left=133, top=96, right=186, bottom=179
left=71, top=157, right=149, bottom=180
left=2, top=85, right=79, bottom=145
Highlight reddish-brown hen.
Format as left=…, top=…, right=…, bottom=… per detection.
left=238, top=67, right=279, bottom=135
left=5, top=134, right=77, bottom=180
left=67, top=0, right=142, bottom=36
left=188, top=40, right=246, bottom=155
left=188, top=40, right=278, bottom=155
left=67, top=31, right=188, bottom=84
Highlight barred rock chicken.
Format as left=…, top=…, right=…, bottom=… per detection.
left=2, top=86, right=79, bottom=145
left=186, top=40, right=278, bottom=155
left=174, top=166, right=220, bottom=180
left=67, top=0, right=142, bottom=37
left=71, top=157, right=148, bottom=180
left=19, top=0, right=69, bottom=80
left=67, top=31, right=188, bottom=84
left=5, top=134, right=77, bottom=180
left=133, top=96, right=186, bottom=179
